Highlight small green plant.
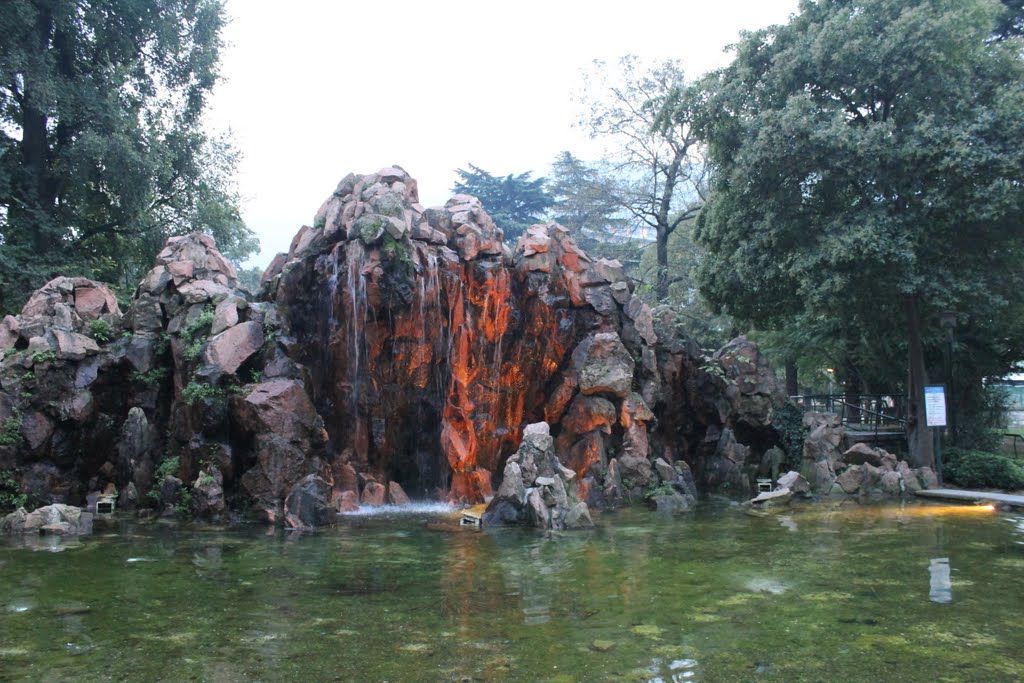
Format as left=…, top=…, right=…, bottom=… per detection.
left=175, top=488, right=193, bottom=519
left=183, top=339, right=205, bottom=362
left=20, top=371, right=34, bottom=381
left=180, top=307, right=214, bottom=363
left=944, top=447, right=1024, bottom=490
left=182, top=380, right=223, bottom=405
left=643, top=482, right=677, bottom=499
left=155, top=333, right=171, bottom=356
left=87, top=318, right=113, bottom=343
left=0, top=412, right=24, bottom=447
left=183, top=306, right=215, bottom=340
left=699, top=349, right=727, bottom=381
left=197, top=471, right=215, bottom=487
left=31, top=350, right=57, bottom=364
left=381, top=233, right=413, bottom=274
left=130, top=367, right=170, bottom=387
left=155, top=456, right=180, bottom=480
left=0, top=470, right=27, bottom=512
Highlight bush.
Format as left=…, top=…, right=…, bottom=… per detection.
left=30, top=350, right=57, bottom=365
left=0, top=470, right=27, bottom=512
left=87, top=318, right=113, bottom=343
left=0, top=412, right=23, bottom=447
left=943, top=447, right=1024, bottom=490
left=952, top=385, right=1010, bottom=453
left=182, top=306, right=215, bottom=340
left=130, top=367, right=169, bottom=387
left=182, top=380, right=222, bottom=405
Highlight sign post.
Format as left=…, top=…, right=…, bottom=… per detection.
left=924, top=385, right=947, bottom=485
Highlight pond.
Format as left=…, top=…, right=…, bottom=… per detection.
left=2, top=501, right=1023, bottom=682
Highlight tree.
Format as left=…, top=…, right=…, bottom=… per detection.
left=994, top=0, right=1024, bottom=38
left=547, top=151, right=633, bottom=260
left=578, top=56, right=706, bottom=301
left=692, top=0, right=1024, bottom=466
left=451, top=164, right=553, bottom=243
left=0, top=0, right=257, bottom=314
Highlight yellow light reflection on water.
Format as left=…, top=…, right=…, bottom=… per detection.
left=779, top=502, right=1000, bottom=523
left=903, top=504, right=997, bottom=516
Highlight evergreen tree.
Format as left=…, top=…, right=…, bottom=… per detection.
left=548, top=151, right=632, bottom=259
left=451, top=164, right=553, bottom=243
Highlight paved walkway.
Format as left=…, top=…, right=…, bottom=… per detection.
left=915, top=488, right=1024, bottom=508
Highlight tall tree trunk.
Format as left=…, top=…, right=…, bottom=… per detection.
left=13, top=4, right=57, bottom=254
left=905, top=294, right=935, bottom=468
left=843, top=355, right=861, bottom=425
left=655, top=225, right=669, bottom=301
left=785, top=360, right=798, bottom=397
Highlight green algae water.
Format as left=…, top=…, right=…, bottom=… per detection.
left=2, top=502, right=1023, bottom=682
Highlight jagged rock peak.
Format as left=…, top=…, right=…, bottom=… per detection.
left=260, top=166, right=509, bottom=292
left=1, top=277, right=121, bottom=357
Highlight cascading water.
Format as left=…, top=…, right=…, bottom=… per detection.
left=262, top=166, right=735, bottom=511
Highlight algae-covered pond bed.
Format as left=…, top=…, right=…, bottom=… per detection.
left=2, top=502, right=1023, bottom=682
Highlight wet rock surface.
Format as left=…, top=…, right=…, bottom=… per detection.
left=0, top=167, right=788, bottom=527
left=483, top=422, right=593, bottom=529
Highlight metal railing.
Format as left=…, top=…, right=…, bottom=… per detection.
left=1006, top=433, right=1024, bottom=459
left=791, top=394, right=908, bottom=440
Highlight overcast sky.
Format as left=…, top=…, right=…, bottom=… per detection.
left=207, top=0, right=800, bottom=268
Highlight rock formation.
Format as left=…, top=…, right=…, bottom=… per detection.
left=483, top=422, right=593, bottom=529
left=0, top=166, right=786, bottom=528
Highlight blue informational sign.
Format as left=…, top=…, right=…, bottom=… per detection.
left=924, top=385, right=947, bottom=427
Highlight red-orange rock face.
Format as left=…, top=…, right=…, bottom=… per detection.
left=0, top=166, right=786, bottom=526
left=258, top=167, right=786, bottom=504
left=267, top=169, right=647, bottom=502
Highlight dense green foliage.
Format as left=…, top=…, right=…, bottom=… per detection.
left=182, top=379, right=221, bottom=405
left=0, top=0, right=257, bottom=314
left=0, top=410, right=23, bottom=447
left=773, top=401, right=808, bottom=471
left=451, top=164, right=553, bottom=242
left=155, top=456, right=180, bottom=480
left=86, top=318, right=113, bottom=343
left=691, top=0, right=1024, bottom=462
left=0, top=469, right=27, bottom=512
left=943, top=447, right=1024, bottom=490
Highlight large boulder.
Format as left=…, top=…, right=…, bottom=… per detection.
left=483, top=422, right=593, bottom=530
left=202, top=321, right=263, bottom=376
left=572, top=332, right=635, bottom=398
left=2, top=504, right=93, bottom=536
left=284, top=474, right=332, bottom=530
left=191, top=469, right=226, bottom=521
